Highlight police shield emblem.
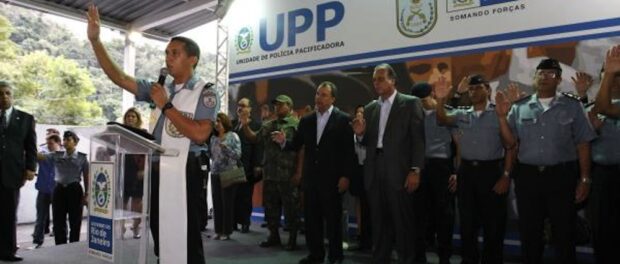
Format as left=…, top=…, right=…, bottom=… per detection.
left=165, top=111, right=194, bottom=138
left=235, top=27, right=254, bottom=54
left=397, top=0, right=437, bottom=38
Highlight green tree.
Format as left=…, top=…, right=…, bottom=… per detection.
left=0, top=15, right=18, bottom=60
left=0, top=4, right=217, bottom=125
left=10, top=51, right=104, bottom=125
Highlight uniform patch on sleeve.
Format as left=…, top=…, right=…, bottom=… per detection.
left=202, top=89, right=217, bottom=109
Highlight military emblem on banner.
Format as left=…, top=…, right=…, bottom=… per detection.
left=235, top=26, right=254, bottom=54
left=397, top=0, right=437, bottom=37
left=92, top=167, right=111, bottom=215
left=165, top=111, right=194, bottom=138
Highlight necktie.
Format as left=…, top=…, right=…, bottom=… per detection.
left=0, top=110, right=6, bottom=130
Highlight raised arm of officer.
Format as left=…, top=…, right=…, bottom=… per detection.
left=571, top=72, right=593, bottom=100
left=87, top=5, right=138, bottom=94
left=434, top=77, right=456, bottom=125
left=595, top=45, right=620, bottom=117
left=496, top=83, right=524, bottom=149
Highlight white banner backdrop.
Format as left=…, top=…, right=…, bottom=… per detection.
left=227, top=0, right=620, bottom=84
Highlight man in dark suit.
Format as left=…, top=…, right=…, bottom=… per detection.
left=352, top=64, right=426, bottom=263
left=273, top=81, right=355, bottom=264
left=0, top=81, right=37, bottom=262
left=232, top=97, right=262, bottom=233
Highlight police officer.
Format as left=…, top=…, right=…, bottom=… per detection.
left=88, top=6, right=217, bottom=263
left=241, top=95, right=300, bottom=250
left=410, top=82, right=457, bottom=264
left=38, top=131, right=89, bottom=245
left=435, top=75, right=514, bottom=264
left=496, top=58, right=596, bottom=264
left=590, top=45, right=620, bottom=264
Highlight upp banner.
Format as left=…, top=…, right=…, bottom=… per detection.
left=228, top=0, right=620, bottom=84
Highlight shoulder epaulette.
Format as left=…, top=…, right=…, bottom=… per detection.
left=561, top=92, right=582, bottom=102
left=513, top=94, right=533, bottom=104
left=78, top=152, right=87, bottom=157
left=457, top=105, right=472, bottom=110
left=203, top=82, right=214, bottom=90
left=443, top=104, right=454, bottom=110
left=584, top=101, right=595, bottom=109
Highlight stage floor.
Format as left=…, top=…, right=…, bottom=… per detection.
left=7, top=221, right=379, bottom=264
left=6, top=218, right=595, bottom=263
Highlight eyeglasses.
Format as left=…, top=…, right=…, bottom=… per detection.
left=536, top=71, right=558, bottom=79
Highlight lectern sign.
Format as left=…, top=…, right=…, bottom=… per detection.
left=88, top=162, right=115, bottom=261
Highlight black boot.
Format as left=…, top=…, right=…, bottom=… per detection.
left=285, top=230, right=298, bottom=251
left=259, top=228, right=281, bottom=248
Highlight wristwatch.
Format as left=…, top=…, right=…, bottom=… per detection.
left=410, top=167, right=421, bottom=174
left=161, top=101, right=174, bottom=115
left=580, top=177, right=591, bottom=184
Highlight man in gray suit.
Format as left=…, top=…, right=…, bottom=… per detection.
left=352, top=64, right=426, bottom=263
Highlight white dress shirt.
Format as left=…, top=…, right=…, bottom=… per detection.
left=377, top=91, right=397, bottom=148
left=316, top=105, right=334, bottom=144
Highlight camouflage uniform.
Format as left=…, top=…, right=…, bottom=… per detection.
left=259, top=114, right=300, bottom=234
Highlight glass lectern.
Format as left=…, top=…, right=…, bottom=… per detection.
left=74, top=124, right=178, bottom=264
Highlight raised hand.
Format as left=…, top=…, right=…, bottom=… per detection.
left=495, top=90, right=512, bottom=117
left=571, top=72, right=593, bottom=97
left=86, top=5, right=101, bottom=42
left=434, top=76, right=453, bottom=100
left=456, top=76, right=469, bottom=94
left=506, top=82, right=526, bottom=103
left=604, top=45, right=620, bottom=75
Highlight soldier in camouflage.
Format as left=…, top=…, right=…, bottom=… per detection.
left=241, top=94, right=301, bottom=250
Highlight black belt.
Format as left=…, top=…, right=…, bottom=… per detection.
left=461, top=159, right=501, bottom=167
left=375, top=148, right=384, bottom=154
left=519, top=161, right=577, bottom=173
left=56, top=182, right=80, bottom=188
left=592, top=162, right=620, bottom=171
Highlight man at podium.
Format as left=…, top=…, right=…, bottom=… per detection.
left=87, top=5, right=219, bottom=264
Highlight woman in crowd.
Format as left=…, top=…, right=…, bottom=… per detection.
left=122, top=107, right=146, bottom=239
left=210, top=113, right=242, bottom=240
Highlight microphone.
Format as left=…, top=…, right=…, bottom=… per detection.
left=157, top=67, right=169, bottom=86
left=150, top=68, right=169, bottom=109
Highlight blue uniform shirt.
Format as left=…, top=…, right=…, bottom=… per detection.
left=508, top=93, right=596, bottom=165
left=136, top=74, right=219, bottom=154
left=452, top=104, right=504, bottom=160
left=424, top=109, right=454, bottom=159
left=45, top=151, right=89, bottom=186
left=35, top=147, right=56, bottom=193
left=590, top=100, right=620, bottom=165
